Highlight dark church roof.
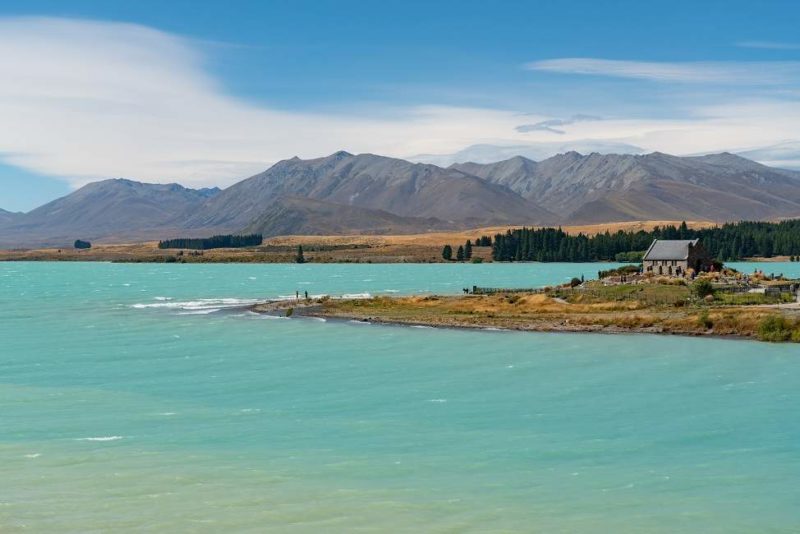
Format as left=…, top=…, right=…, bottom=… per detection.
left=642, top=239, right=700, bottom=261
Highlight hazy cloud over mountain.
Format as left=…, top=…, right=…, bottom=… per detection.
left=515, top=115, right=602, bottom=134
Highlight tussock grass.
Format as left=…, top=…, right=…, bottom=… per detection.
left=323, top=290, right=800, bottom=343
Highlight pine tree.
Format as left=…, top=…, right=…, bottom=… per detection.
left=457, top=245, right=465, bottom=261
left=295, top=245, right=306, bottom=263
left=464, top=240, right=473, bottom=259
left=442, top=244, right=452, bottom=261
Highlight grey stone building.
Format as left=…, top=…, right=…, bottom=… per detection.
left=642, top=239, right=712, bottom=276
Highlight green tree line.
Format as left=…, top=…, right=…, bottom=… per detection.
left=158, top=234, right=263, bottom=250
left=485, top=220, right=800, bottom=262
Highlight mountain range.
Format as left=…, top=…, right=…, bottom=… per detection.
left=2, top=150, right=800, bottom=247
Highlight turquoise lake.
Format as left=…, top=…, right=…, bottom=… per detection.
left=2, top=261, right=800, bottom=532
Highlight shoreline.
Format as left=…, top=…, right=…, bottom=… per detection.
left=248, top=294, right=799, bottom=343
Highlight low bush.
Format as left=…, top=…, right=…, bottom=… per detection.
left=598, top=265, right=640, bottom=279
left=692, top=279, right=714, bottom=298
left=757, top=315, right=794, bottom=342
left=697, top=310, right=713, bottom=329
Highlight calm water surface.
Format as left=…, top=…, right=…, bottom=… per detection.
left=1, top=262, right=799, bottom=532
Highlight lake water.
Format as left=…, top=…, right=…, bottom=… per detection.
left=2, top=262, right=799, bottom=532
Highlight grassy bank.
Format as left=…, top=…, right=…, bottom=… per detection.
left=313, top=285, right=800, bottom=343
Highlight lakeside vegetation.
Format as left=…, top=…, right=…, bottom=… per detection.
left=157, top=234, right=262, bottom=250
left=482, top=220, right=800, bottom=262
left=310, top=278, right=800, bottom=343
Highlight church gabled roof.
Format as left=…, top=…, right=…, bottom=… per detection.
left=642, top=239, right=700, bottom=261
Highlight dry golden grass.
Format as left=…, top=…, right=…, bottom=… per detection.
left=320, top=291, right=800, bottom=342
left=265, top=220, right=717, bottom=247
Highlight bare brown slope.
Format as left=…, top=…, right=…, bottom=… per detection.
left=242, top=197, right=458, bottom=236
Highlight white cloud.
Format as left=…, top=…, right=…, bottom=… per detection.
left=0, top=17, right=541, bottom=188
left=526, top=58, right=800, bottom=84
left=1, top=18, right=800, bottom=190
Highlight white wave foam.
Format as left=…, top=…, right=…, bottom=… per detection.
left=76, top=436, right=124, bottom=442
left=24, top=453, right=41, bottom=458
left=131, top=298, right=259, bottom=312
left=349, top=319, right=371, bottom=325
left=340, top=292, right=372, bottom=299
left=428, top=399, right=447, bottom=403
left=177, top=309, right=220, bottom=315
left=154, top=296, right=172, bottom=301
left=383, top=289, right=400, bottom=293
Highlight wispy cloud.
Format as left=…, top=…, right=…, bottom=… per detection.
left=515, top=114, right=601, bottom=134
left=737, top=40, right=800, bottom=50
left=526, top=58, right=800, bottom=84
left=0, top=17, right=536, bottom=188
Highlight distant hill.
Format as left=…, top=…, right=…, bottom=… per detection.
left=452, top=152, right=800, bottom=223
left=0, top=208, right=22, bottom=225
left=0, top=179, right=221, bottom=247
left=185, top=151, right=556, bottom=231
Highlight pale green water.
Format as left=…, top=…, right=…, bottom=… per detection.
left=2, top=262, right=800, bottom=532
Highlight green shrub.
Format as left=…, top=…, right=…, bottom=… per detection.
left=598, top=265, right=640, bottom=279
left=692, top=279, right=714, bottom=298
left=757, top=315, right=793, bottom=342
left=471, top=257, right=483, bottom=264
left=697, top=310, right=713, bottom=329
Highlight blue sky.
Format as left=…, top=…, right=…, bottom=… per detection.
left=1, top=0, right=800, bottom=211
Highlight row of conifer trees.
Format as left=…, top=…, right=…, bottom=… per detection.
left=484, top=220, right=800, bottom=262
left=158, top=234, right=262, bottom=250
